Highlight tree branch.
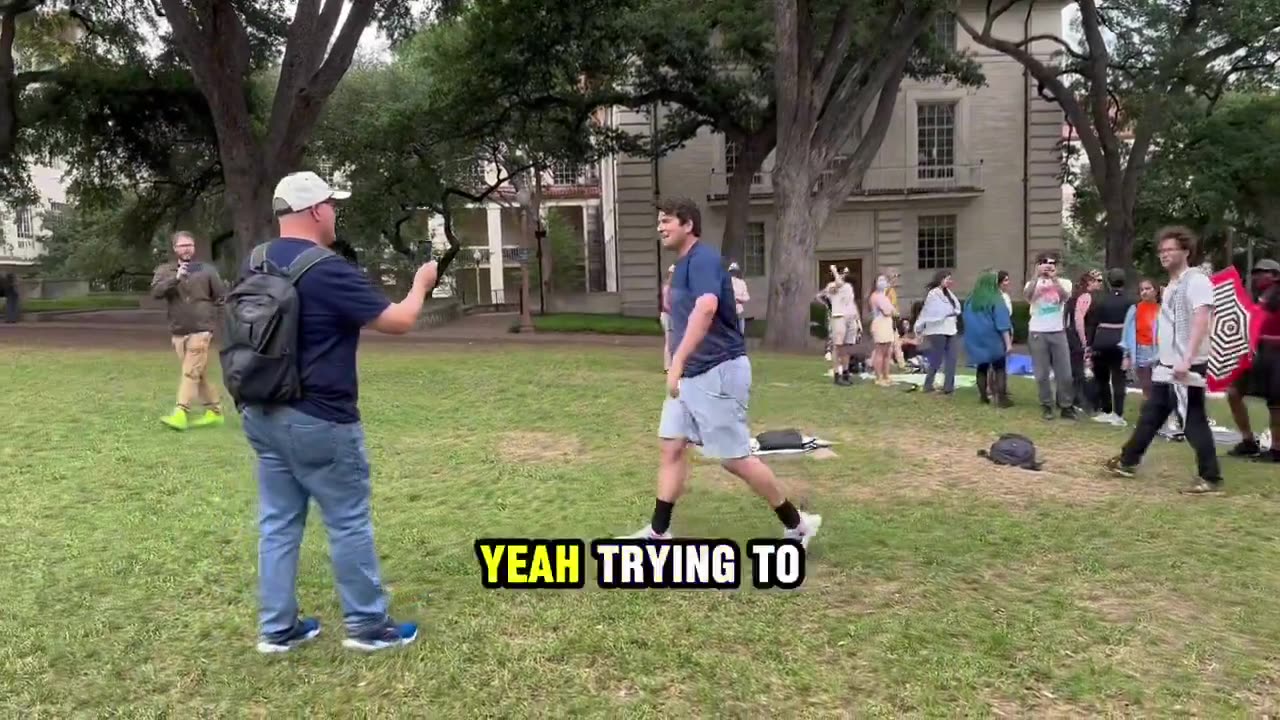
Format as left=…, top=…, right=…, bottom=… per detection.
left=814, top=60, right=907, bottom=225
left=811, top=2, right=857, bottom=107
left=957, top=11, right=1107, bottom=186
left=815, top=6, right=927, bottom=165
left=1016, top=33, right=1088, bottom=61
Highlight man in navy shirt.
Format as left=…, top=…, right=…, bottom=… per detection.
left=619, top=197, right=822, bottom=547
left=240, top=171, right=439, bottom=654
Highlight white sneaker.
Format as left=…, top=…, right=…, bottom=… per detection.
left=783, top=512, right=823, bottom=549
left=617, top=524, right=673, bottom=540
left=1091, top=412, right=1116, bottom=424
left=1109, top=415, right=1128, bottom=428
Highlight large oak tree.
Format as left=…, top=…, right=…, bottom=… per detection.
left=154, top=0, right=416, bottom=258
left=960, top=0, right=1280, bottom=272
left=765, top=0, right=976, bottom=350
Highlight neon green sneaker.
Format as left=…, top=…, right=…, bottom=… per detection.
left=191, top=410, right=225, bottom=428
left=160, top=408, right=189, bottom=431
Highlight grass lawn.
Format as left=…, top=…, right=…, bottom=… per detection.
left=1, top=342, right=1278, bottom=716
left=22, top=293, right=142, bottom=312
left=531, top=312, right=664, bottom=335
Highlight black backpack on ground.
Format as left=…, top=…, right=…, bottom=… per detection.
left=977, top=433, right=1043, bottom=471
left=219, top=242, right=336, bottom=409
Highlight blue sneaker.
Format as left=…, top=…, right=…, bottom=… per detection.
left=256, top=617, right=321, bottom=654
left=342, top=620, right=419, bottom=652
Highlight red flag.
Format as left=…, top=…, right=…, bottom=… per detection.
left=1208, top=267, right=1264, bottom=392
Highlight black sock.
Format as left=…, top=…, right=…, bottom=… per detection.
left=774, top=500, right=801, bottom=530
left=651, top=499, right=675, bottom=534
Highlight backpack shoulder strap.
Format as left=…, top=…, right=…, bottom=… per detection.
left=286, top=245, right=336, bottom=284
left=249, top=242, right=272, bottom=272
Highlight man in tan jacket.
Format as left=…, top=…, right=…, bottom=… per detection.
left=150, top=231, right=227, bottom=430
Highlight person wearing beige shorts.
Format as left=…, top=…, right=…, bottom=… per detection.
left=820, top=265, right=862, bottom=385
left=868, top=275, right=898, bottom=385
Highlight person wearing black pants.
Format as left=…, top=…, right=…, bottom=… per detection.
left=1086, top=269, right=1135, bottom=426
left=1067, top=270, right=1102, bottom=413
left=1111, top=366, right=1220, bottom=486
left=1107, top=226, right=1223, bottom=495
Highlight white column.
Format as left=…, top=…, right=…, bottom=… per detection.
left=486, top=204, right=504, bottom=303
left=581, top=204, right=592, bottom=292
left=599, top=120, right=619, bottom=292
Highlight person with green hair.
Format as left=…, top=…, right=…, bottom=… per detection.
left=963, top=270, right=1014, bottom=407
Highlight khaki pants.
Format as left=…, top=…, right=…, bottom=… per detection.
left=172, top=331, right=220, bottom=412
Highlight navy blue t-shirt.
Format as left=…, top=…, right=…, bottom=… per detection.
left=669, top=241, right=746, bottom=377
left=240, top=238, right=390, bottom=424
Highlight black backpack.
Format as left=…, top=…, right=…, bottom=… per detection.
left=219, top=242, right=335, bottom=408
left=977, top=433, right=1043, bottom=471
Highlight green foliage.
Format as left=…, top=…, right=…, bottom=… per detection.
left=313, top=5, right=629, bottom=270
left=531, top=313, right=663, bottom=335
left=1071, top=91, right=1280, bottom=274
left=38, top=200, right=166, bottom=282
left=541, top=211, right=586, bottom=294
left=1010, top=301, right=1030, bottom=345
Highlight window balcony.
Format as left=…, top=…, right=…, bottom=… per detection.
left=706, top=162, right=985, bottom=204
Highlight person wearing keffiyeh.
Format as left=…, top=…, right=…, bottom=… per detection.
left=1107, top=226, right=1223, bottom=495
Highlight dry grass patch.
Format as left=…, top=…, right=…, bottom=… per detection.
left=815, top=425, right=1163, bottom=509
left=497, top=431, right=585, bottom=464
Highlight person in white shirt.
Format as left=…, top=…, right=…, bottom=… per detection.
left=1024, top=252, right=1079, bottom=420
left=1107, top=226, right=1223, bottom=495
left=998, top=270, right=1013, bottom=315
left=728, top=262, right=750, bottom=335
left=914, top=269, right=962, bottom=393
left=819, top=265, right=861, bottom=385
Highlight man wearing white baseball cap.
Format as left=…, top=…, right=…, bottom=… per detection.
left=238, top=170, right=438, bottom=653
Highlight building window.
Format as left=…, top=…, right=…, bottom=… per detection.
left=724, top=140, right=763, bottom=184
left=917, top=102, right=956, bottom=180
left=933, top=13, right=956, bottom=53
left=463, top=161, right=486, bottom=190
left=550, top=162, right=582, bottom=185
left=917, top=215, right=957, bottom=270
left=15, top=206, right=34, bottom=239
left=743, top=222, right=766, bottom=277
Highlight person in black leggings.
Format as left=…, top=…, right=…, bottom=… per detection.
left=1086, top=268, right=1135, bottom=425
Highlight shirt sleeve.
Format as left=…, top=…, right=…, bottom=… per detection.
left=687, top=251, right=724, bottom=302
left=311, top=259, right=392, bottom=328
left=1187, top=272, right=1214, bottom=309
left=1122, top=305, right=1136, bottom=358
left=994, top=302, right=1012, bottom=333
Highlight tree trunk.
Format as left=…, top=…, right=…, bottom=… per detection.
left=535, top=172, right=552, bottom=305
left=720, top=164, right=754, bottom=266
left=0, top=10, right=17, bottom=163
left=720, top=132, right=772, bottom=265
left=224, top=168, right=275, bottom=262
left=765, top=190, right=818, bottom=350
left=1103, top=206, right=1133, bottom=277
left=764, top=150, right=817, bottom=350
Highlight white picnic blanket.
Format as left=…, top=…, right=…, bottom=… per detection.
left=855, top=372, right=978, bottom=389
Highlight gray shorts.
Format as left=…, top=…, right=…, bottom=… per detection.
left=658, top=355, right=752, bottom=460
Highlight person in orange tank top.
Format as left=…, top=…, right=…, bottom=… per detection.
left=1123, top=278, right=1161, bottom=399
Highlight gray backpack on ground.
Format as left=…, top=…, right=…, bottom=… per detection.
left=978, top=433, right=1043, bottom=471
left=219, top=242, right=335, bottom=409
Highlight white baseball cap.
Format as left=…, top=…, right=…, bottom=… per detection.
left=272, top=171, right=351, bottom=214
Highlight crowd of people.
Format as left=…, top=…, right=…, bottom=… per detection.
left=143, top=179, right=1274, bottom=653
left=656, top=225, right=1279, bottom=488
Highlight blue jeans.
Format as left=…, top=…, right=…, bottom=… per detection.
left=241, top=405, right=389, bottom=639
left=924, top=334, right=959, bottom=393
